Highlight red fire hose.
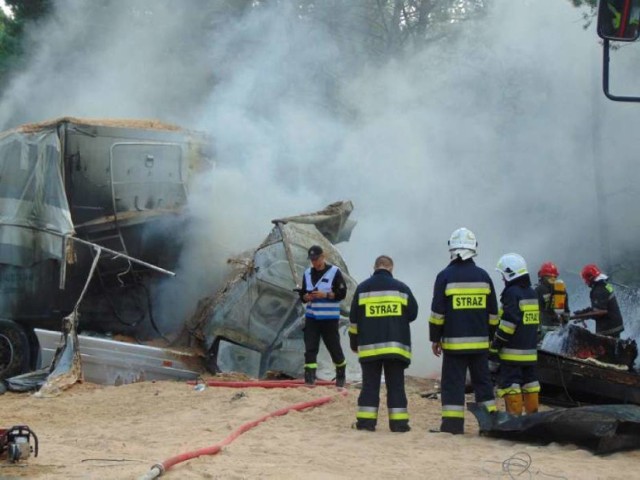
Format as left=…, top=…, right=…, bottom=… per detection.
left=138, top=383, right=348, bottom=479
left=186, top=379, right=337, bottom=388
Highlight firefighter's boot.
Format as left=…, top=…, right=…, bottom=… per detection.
left=504, top=394, right=523, bottom=416
left=523, top=392, right=539, bottom=414
left=335, top=365, right=346, bottom=388
left=304, top=368, right=316, bottom=386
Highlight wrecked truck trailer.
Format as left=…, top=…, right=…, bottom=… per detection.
left=0, top=117, right=212, bottom=380
left=186, top=201, right=358, bottom=379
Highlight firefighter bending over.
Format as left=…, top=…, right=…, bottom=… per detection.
left=573, top=264, right=624, bottom=338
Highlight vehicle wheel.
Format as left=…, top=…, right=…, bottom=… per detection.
left=0, top=319, right=31, bottom=380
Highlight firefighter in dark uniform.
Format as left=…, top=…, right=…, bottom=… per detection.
left=349, top=255, right=418, bottom=432
left=299, top=245, right=347, bottom=386
left=429, top=227, right=498, bottom=435
left=573, top=264, right=624, bottom=338
left=491, top=253, right=541, bottom=416
left=534, top=261, right=570, bottom=340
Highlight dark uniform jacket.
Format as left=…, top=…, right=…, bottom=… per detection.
left=429, top=258, right=499, bottom=354
left=492, top=276, right=539, bottom=366
left=589, top=280, right=624, bottom=336
left=348, top=269, right=418, bottom=365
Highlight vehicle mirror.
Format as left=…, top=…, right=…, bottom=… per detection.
left=598, top=0, right=640, bottom=41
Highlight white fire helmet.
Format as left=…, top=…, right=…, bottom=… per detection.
left=496, top=253, right=528, bottom=281
left=448, top=228, right=477, bottom=260
left=448, top=228, right=477, bottom=251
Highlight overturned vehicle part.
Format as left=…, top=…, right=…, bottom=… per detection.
left=187, top=201, right=358, bottom=380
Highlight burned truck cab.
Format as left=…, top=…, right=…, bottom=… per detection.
left=0, top=117, right=212, bottom=379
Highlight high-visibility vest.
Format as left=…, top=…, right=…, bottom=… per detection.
left=304, top=266, right=341, bottom=320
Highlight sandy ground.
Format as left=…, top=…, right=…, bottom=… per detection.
left=1, top=376, right=639, bottom=480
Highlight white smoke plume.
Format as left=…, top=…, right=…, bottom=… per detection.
left=1, top=0, right=640, bottom=376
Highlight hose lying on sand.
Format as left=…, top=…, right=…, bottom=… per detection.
left=186, top=379, right=337, bottom=388
left=138, top=383, right=348, bottom=479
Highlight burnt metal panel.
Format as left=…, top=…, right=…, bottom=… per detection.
left=538, top=350, right=640, bottom=405
left=64, top=123, right=206, bottom=225
left=110, top=142, right=186, bottom=213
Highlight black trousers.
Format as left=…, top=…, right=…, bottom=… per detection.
left=498, top=364, right=538, bottom=394
left=440, top=352, right=495, bottom=434
left=303, top=318, right=345, bottom=368
left=356, top=359, right=409, bottom=430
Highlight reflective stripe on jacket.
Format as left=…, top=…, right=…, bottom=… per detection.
left=492, top=284, right=539, bottom=365
left=349, top=269, right=418, bottom=364
left=429, top=258, right=499, bottom=354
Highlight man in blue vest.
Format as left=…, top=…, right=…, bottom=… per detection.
left=299, top=245, right=347, bottom=386
left=429, top=227, right=499, bottom=434
left=349, top=255, right=418, bottom=432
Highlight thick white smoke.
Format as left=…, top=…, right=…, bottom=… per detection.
left=1, top=0, right=640, bottom=376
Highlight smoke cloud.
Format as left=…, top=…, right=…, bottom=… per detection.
left=1, top=0, right=639, bottom=376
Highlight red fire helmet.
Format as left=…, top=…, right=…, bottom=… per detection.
left=538, top=261, right=559, bottom=278
left=581, top=264, right=602, bottom=285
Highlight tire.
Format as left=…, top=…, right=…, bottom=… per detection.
left=0, top=319, right=31, bottom=380
left=24, top=327, right=41, bottom=370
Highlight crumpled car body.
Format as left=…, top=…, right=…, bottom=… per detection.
left=187, top=201, right=358, bottom=379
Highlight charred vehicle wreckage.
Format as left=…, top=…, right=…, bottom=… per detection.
left=1, top=117, right=640, bottom=421
left=1, top=114, right=640, bottom=455
left=0, top=117, right=358, bottom=390
left=0, top=117, right=212, bottom=387
left=537, top=323, right=640, bottom=406
left=471, top=324, right=640, bottom=454
left=184, top=202, right=358, bottom=380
